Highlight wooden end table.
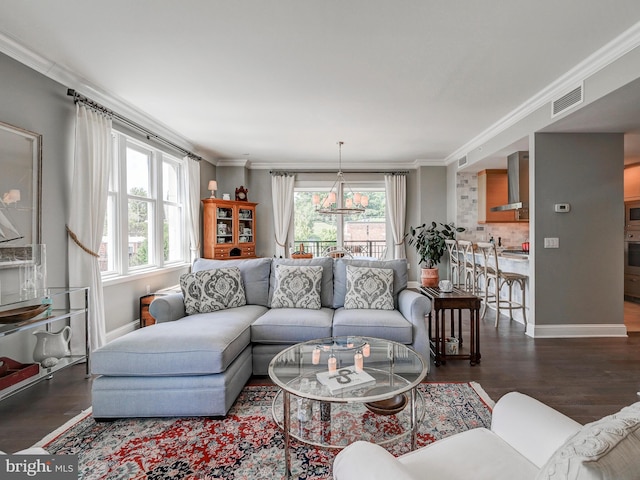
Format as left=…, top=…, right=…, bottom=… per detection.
left=419, top=286, right=481, bottom=366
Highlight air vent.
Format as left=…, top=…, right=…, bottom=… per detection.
left=457, top=155, right=468, bottom=168
left=552, top=84, right=583, bottom=117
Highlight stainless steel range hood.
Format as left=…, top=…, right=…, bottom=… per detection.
left=491, top=151, right=529, bottom=212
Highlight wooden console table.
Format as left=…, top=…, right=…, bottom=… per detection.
left=419, top=286, right=481, bottom=366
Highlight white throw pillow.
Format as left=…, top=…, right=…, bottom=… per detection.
left=344, top=265, right=394, bottom=310
left=536, top=401, right=640, bottom=480
left=271, top=265, right=322, bottom=309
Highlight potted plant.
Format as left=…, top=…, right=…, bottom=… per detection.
left=405, top=222, right=465, bottom=286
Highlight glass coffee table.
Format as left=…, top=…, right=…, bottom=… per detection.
left=268, top=336, right=427, bottom=479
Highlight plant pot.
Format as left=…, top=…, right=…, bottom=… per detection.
left=421, top=267, right=439, bottom=287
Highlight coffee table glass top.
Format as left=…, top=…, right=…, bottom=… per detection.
left=268, top=336, right=427, bottom=403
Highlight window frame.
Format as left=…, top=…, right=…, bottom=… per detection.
left=292, top=179, right=388, bottom=256
left=101, top=130, right=189, bottom=281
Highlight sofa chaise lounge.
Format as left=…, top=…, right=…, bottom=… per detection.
left=91, top=256, right=431, bottom=418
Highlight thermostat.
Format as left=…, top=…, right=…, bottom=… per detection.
left=554, top=203, right=571, bottom=213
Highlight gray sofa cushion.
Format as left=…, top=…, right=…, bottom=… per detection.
left=332, top=307, right=413, bottom=344
left=193, top=257, right=271, bottom=307
left=251, top=307, right=334, bottom=344
left=334, top=258, right=408, bottom=308
left=92, top=305, right=267, bottom=376
left=269, top=257, right=334, bottom=307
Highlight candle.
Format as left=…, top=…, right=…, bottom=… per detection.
left=328, top=355, right=337, bottom=373
left=312, top=347, right=321, bottom=365
left=354, top=352, right=364, bottom=373
left=362, top=343, right=370, bottom=357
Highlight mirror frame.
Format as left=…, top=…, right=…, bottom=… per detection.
left=0, top=120, right=42, bottom=267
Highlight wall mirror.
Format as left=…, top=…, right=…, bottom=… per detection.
left=0, top=120, right=42, bottom=267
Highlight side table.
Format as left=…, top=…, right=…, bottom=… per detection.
left=139, top=285, right=181, bottom=328
left=419, top=286, right=481, bottom=366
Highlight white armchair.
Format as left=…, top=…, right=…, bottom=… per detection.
left=333, top=392, right=640, bottom=480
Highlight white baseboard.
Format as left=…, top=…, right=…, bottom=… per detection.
left=527, top=323, right=628, bottom=338
left=106, top=320, right=139, bottom=343
left=408, top=281, right=420, bottom=289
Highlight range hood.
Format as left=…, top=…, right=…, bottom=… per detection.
left=490, top=151, right=529, bottom=213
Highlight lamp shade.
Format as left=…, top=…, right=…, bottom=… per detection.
left=208, top=180, right=218, bottom=191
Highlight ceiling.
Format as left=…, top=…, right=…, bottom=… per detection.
left=1, top=1, right=640, bottom=168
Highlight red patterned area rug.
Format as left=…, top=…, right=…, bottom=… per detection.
left=36, top=382, right=493, bottom=480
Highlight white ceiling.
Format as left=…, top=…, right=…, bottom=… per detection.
left=1, top=1, right=640, bottom=168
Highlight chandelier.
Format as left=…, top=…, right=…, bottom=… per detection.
left=312, top=142, right=369, bottom=215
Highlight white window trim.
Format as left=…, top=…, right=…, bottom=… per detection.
left=292, top=179, right=386, bottom=251
left=101, top=130, right=190, bottom=281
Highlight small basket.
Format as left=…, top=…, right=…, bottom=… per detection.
left=445, top=337, right=459, bottom=355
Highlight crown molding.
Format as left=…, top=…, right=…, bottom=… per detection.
left=445, top=20, right=640, bottom=166
left=248, top=158, right=423, bottom=170
left=0, top=31, right=204, bottom=160
left=414, top=158, right=447, bottom=167
left=216, top=158, right=251, bottom=168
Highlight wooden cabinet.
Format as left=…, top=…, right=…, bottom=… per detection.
left=624, top=164, right=640, bottom=200
left=203, top=198, right=258, bottom=259
left=477, top=169, right=518, bottom=223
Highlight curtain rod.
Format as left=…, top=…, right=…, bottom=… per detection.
left=67, top=89, right=204, bottom=162
left=270, top=170, right=409, bottom=175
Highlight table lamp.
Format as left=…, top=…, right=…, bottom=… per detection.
left=208, top=180, right=218, bottom=198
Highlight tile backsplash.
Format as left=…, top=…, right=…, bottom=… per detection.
left=456, top=172, right=529, bottom=248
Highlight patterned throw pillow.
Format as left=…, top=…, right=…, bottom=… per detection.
left=536, top=401, right=640, bottom=480
left=271, top=265, right=322, bottom=309
left=180, top=272, right=201, bottom=315
left=344, top=265, right=394, bottom=310
left=198, top=267, right=246, bottom=313
left=180, top=267, right=246, bottom=314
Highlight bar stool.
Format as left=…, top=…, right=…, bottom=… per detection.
left=476, top=242, right=527, bottom=327
left=444, top=239, right=462, bottom=287
left=457, top=240, right=480, bottom=294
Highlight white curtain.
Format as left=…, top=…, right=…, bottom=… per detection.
left=184, top=156, right=201, bottom=263
left=271, top=173, right=295, bottom=258
left=68, top=104, right=112, bottom=352
left=385, top=173, right=407, bottom=259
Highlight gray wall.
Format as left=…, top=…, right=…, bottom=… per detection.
left=0, top=53, right=74, bottom=361
left=533, top=132, right=624, bottom=328
left=409, top=166, right=448, bottom=280
left=0, top=52, right=202, bottom=352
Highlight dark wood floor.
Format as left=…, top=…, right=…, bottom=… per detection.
left=1, top=312, right=639, bottom=453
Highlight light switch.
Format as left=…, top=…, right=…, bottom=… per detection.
left=544, top=237, right=559, bottom=248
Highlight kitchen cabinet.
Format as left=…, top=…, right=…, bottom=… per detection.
left=203, top=198, right=258, bottom=259
left=624, top=164, right=640, bottom=200
left=477, top=169, right=524, bottom=223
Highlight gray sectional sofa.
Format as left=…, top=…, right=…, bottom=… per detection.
left=91, top=256, right=431, bottom=418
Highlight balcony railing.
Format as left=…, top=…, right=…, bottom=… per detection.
left=292, top=240, right=387, bottom=259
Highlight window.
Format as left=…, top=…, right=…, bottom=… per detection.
left=100, top=132, right=187, bottom=277
left=293, top=182, right=387, bottom=258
